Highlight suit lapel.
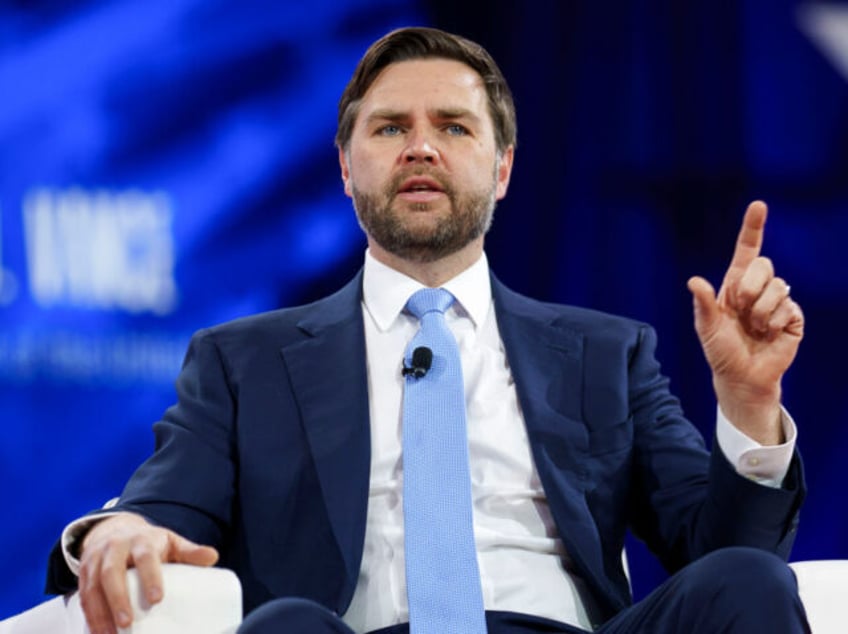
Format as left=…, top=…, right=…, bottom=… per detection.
left=492, top=277, right=612, bottom=603
left=279, top=272, right=371, bottom=601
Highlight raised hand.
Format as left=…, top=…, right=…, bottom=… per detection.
left=78, top=512, right=219, bottom=634
left=686, top=201, right=804, bottom=445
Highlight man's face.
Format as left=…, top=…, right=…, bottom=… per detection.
left=339, top=58, right=514, bottom=264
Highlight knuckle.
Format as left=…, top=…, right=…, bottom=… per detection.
left=132, top=545, right=156, bottom=566
left=80, top=577, right=95, bottom=597
left=97, top=539, right=119, bottom=560
left=99, top=559, right=123, bottom=581
left=736, top=285, right=755, bottom=303
left=80, top=567, right=99, bottom=593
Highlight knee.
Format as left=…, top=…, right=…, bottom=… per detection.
left=651, top=548, right=807, bottom=633
left=689, top=547, right=798, bottom=597
left=238, top=597, right=352, bottom=634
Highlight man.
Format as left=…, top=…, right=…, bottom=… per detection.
left=46, top=27, right=808, bottom=633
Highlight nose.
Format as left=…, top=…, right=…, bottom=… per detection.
left=402, top=128, right=440, bottom=165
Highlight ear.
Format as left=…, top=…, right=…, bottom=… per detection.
left=495, top=145, right=515, bottom=201
left=339, top=147, right=352, bottom=198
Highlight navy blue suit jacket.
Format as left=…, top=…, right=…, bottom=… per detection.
left=47, top=272, right=804, bottom=624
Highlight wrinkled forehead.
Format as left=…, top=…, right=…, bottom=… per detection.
left=356, top=58, right=489, bottom=121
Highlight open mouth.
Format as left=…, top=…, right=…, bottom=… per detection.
left=396, top=176, right=447, bottom=204
left=398, top=176, right=445, bottom=194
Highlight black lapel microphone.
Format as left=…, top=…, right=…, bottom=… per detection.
left=402, top=346, right=433, bottom=379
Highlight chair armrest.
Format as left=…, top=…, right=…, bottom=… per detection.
left=0, top=564, right=242, bottom=634
left=790, top=560, right=848, bottom=634
left=120, top=564, right=242, bottom=634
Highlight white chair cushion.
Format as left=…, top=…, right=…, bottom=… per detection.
left=790, top=560, right=848, bottom=634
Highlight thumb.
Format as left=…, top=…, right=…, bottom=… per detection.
left=687, top=276, right=720, bottom=340
left=167, top=533, right=220, bottom=567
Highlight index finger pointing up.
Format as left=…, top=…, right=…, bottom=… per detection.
left=727, top=200, right=768, bottom=277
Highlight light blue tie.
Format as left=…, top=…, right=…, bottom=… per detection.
left=402, top=288, right=487, bottom=634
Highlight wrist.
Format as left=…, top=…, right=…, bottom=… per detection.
left=714, top=379, right=783, bottom=445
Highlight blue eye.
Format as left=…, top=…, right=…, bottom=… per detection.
left=379, top=125, right=402, bottom=136
left=446, top=124, right=468, bottom=136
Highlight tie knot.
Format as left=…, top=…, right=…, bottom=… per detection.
left=405, top=287, right=455, bottom=320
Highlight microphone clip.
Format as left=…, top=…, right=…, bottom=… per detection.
left=402, top=346, right=433, bottom=379
left=402, top=364, right=429, bottom=379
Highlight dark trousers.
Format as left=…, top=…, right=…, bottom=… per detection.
left=237, top=547, right=810, bottom=633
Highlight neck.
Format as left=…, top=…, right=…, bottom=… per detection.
left=368, top=238, right=484, bottom=287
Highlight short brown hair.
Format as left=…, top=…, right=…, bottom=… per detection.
left=335, top=27, right=517, bottom=153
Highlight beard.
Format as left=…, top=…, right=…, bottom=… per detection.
left=352, top=167, right=498, bottom=263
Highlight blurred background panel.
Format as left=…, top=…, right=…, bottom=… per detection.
left=1, top=0, right=845, bottom=618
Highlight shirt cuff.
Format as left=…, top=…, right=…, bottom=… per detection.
left=715, top=405, right=797, bottom=488
left=60, top=498, right=121, bottom=576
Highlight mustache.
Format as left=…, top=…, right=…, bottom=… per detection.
left=387, top=169, right=453, bottom=197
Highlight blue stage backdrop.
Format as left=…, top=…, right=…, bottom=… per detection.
left=1, top=0, right=846, bottom=619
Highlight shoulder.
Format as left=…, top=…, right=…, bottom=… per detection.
left=491, top=274, right=651, bottom=341
left=190, top=271, right=363, bottom=351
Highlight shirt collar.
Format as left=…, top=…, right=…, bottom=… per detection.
left=362, top=250, right=492, bottom=332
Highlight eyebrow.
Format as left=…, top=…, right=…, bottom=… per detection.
left=431, top=108, right=482, bottom=124
left=364, top=107, right=483, bottom=126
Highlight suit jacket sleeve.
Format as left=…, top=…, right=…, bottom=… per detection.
left=45, top=327, right=238, bottom=594
left=624, top=323, right=804, bottom=572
